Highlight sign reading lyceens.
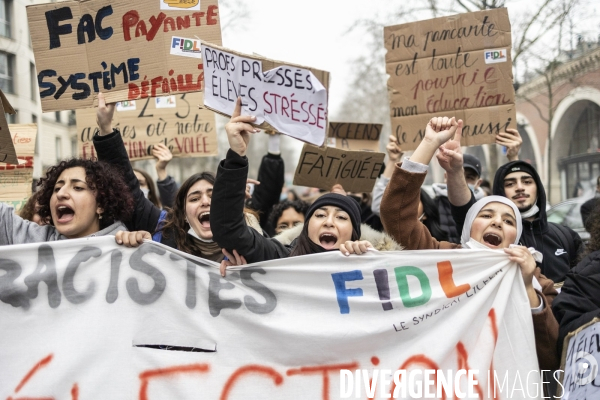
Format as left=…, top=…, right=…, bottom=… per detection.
left=201, top=42, right=330, bottom=146
left=384, top=8, right=516, bottom=150
left=76, top=92, right=217, bottom=161
left=26, top=0, right=222, bottom=112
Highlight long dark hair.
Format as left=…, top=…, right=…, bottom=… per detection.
left=37, top=158, right=134, bottom=230
left=160, top=172, right=215, bottom=255
left=420, top=189, right=448, bottom=242
left=133, top=168, right=161, bottom=208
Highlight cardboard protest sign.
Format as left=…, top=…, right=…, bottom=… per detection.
left=0, top=89, right=19, bottom=165
left=0, top=238, right=543, bottom=399
left=0, top=125, right=37, bottom=212
left=293, top=122, right=385, bottom=192
left=558, top=318, right=600, bottom=398
left=27, top=0, right=222, bottom=112
left=384, top=8, right=516, bottom=151
left=201, top=42, right=330, bottom=146
left=76, top=92, right=217, bottom=160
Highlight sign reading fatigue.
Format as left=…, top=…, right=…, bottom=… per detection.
left=293, top=123, right=385, bottom=193
left=76, top=93, right=217, bottom=161
left=0, top=125, right=37, bottom=212
left=384, top=8, right=516, bottom=151
left=201, top=42, right=330, bottom=146
left=27, top=0, right=222, bottom=112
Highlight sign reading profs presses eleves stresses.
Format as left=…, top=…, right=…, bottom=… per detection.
left=26, top=0, right=222, bottom=112
left=76, top=93, right=217, bottom=161
left=294, top=123, right=385, bottom=193
left=384, top=8, right=516, bottom=150
left=201, top=42, right=330, bottom=146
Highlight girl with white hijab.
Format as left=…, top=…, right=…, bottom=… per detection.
left=380, top=117, right=559, bottom=371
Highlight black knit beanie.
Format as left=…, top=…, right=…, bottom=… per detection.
left=503, top=161, right=536, bottom=180
left=306, top=193, right=361, bottom=237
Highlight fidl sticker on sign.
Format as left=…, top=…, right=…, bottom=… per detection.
left=484, top=49, right=508, bottom=64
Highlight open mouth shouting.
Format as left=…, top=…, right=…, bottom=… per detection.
left=482, top=232, right=502, bottom=248
left=199, top=212, right=210, bottom=228
left=319, top=233, right=338, bottom=250
left=55, top=205, right=75, bottom=224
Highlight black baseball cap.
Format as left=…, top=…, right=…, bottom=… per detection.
left=463, top=154, right=482, bottom=177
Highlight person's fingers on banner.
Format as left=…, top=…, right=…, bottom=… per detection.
left=115, top=230, right=151, bottom=247
left=331, top=184, right=346, bottom=195
left=340, top=240, right=373, bottom=256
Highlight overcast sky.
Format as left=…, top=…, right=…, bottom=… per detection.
left=220, top=0, right=391, bottom=118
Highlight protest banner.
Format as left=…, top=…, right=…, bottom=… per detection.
left=558, top=318, right=600, bottom=399
left=384, top=8, right=516, bottom=151
left=0, top=238, right=543, bottom=399
left=293, top=122, right=385, bottom=193
left=0, top=125, right=37, bottom=212
left=26, top=0, right=222, bottom=112
left=0, top=89, right=20, bottom=165
left=201, top=42, right=330, bottom=146
left=76, top=93, right=217, bottom=160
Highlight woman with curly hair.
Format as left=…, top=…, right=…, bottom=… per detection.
left=0, top=158, right=134, bottom=245
left=553, top=202, right=600, bottom=355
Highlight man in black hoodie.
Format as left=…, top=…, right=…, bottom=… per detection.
left=490, top=161, right=583, bottom=282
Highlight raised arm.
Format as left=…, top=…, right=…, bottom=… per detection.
left=93, top=93, right=162, bottom=233
left=381, top=117, right=460, bottom=250
left=496, top=128, right=522, bottom=162
left=245, top=134, right=285, bottom=235
left=152, top=143, right=178, bottom=209
left=372, top=135, right=403, bottom=216
left=211, top=98, right=289, bottom=263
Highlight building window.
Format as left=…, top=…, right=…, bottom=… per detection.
left=71, top=137, right=77, bottom=157
left=0, top=0, right=11, bottom=38
left=30, top=62, right=37, bottom=101
left=55, top=137, right=62, bottom=162
left=5, top=109, right=15, bottom=123
left=55, top=111, right=61, bottom=123
left=68, top=110, right=76, bottom=125
left=0, top=51, right=14, bottom=93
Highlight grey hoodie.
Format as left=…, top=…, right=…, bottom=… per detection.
left=0, top=203, right=127, bottom=246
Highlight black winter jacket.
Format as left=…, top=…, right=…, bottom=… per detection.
left=93, top=130, right=176, bottom=249
left=552, top=250, right=600, bottom=355
left=492, top=161, right=583, bottom=282
left=211, top=149, right=291, bottom=263
left=245, top=153, right=284, bottom=236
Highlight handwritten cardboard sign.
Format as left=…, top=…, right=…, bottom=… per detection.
left=293, top=122, right=385, bottom=192
left=26, top=0, right=222, bottom=112
left=0, top=238, right=542, bottom=399
left=0, top=125, right=37, bottom=212
left=559, top=318, right=600, bottom=398
left=76, top=92, right=217, bottom=161
left=384, top=8, right=516, bottom=150
left=201, top=42, right=330, bottom=146
left=0, top=90, right=19, bottom=165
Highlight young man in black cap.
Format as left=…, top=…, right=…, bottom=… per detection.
left=490, top=161, right=582, bottom=282
left=431, top=153, right=484, bottom=243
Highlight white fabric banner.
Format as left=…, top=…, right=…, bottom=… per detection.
left=0, top=237, right=541, bottom=399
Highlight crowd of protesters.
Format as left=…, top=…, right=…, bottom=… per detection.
left=4, top=92, right=600, bottom=395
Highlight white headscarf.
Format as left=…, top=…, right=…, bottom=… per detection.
left=460, top=195, right=523, bottom=248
